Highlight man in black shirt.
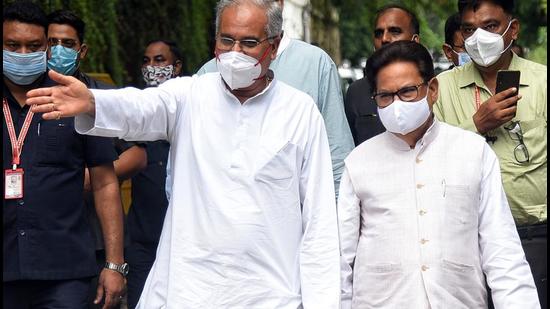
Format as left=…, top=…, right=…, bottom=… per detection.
left=3, top=2, right=124, bottom=308
left=124, top=39, right=183, bottom=309
left=47, top=9, right=148, bottom=308
left=344, top=5, right=420, bottom=145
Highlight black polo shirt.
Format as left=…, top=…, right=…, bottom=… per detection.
left=344, top=76, right=386, bottom=145
left=2, top=74, right=118, bottom=281
left=127, top=140, right=170, bottom=245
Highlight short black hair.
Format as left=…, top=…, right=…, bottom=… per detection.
left=145, top=39, right=184, bottom=76
left=375, top=4, right=420, bottom=35
left=458, top=0, right=515, bottom=16
left=365, top=41, right=434, bottom=92
left=444, top=13, right=462, bottom=45
left=3, top=0, right=47, bottom=32
left=47, top=10, right=86, bottom=43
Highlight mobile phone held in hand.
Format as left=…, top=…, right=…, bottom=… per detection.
left=496, top=70, right=520, bottom=97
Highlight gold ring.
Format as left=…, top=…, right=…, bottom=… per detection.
left=56, top=111, right=62, bottom=120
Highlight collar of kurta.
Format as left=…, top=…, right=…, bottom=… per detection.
left=385, top=117, right=441, bottom=152
left=277, top=33, right=291, bottom=57
left=219, top=75, right=277, bottom=105
left=457, top=52, right=530, bottom=90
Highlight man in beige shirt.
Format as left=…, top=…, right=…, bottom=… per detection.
left=434, top=1, right=546, bottom=305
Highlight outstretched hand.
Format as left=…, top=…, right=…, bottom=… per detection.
left=26, top=70, right=96, bottom=120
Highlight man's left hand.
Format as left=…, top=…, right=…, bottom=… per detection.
left=94, top=268, right=126, bottom=309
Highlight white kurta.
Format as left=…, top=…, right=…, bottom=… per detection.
left=76, top=73, right=341, bottom=308
left=338, top=120, right=539, bottom=309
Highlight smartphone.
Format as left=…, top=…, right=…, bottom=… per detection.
left=495, top=70, right=520, bottom=96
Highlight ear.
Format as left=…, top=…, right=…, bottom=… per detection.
left=510, top=18, right=520, bottom=41
left=270, top=35, right=281, bottom=60
left=412, top=34, right=420, bottom=43
left=79, top=43, right=88, bottom=60
left=427, top=77, right=439, bottom=109
left=174, top=60, right=183, bottom=76
left=442, top=44, right=454, bottom=63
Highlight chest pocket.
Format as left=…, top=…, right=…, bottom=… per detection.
left=36, top=119, right=83, bottom=167
left=254, top=140, right=297, bottom=191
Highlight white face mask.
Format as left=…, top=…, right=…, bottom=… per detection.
left=464, top=21, right=513, bottom=67
left=378, top=94, right=431, bottom=135
left=216, top=51, right=263, bottom=90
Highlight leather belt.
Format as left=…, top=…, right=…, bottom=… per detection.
left=517, top=224, right=547, bottom=239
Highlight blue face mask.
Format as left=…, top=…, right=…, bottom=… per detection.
left=47, top=45, right=79, bottom=75
left=3, top=49, right=47, bottom=85
left=454, top=51, right=472, bottom=66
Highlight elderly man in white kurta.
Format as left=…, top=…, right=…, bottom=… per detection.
left=26, top=1, right=340, bottom=308
left=338, top=41, right=538, bottom=309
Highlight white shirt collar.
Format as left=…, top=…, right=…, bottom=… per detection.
left=277, top=33, right=291, bottom=57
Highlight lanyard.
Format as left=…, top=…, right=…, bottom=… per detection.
left=3, top=98, right=34, bottom=170
left=474, top=86, right=482, bottom=111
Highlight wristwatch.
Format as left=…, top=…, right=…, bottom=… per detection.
left=104, top=261, right=129, bottom=277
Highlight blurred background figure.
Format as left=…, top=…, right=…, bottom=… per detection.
left=125, top=39, right=183, bottom=309
left=344, top=4, right=420, bottom=146
left=442, top=12, right=471, bottom=69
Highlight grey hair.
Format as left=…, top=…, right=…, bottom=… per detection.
left=215, top=0, right=283, bottom=42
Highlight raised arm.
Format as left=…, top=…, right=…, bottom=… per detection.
left=27, top=70, right=96, bottom=119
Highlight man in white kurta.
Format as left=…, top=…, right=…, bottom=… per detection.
left=338, top=41, right=538, bottom=309
left=26, top=1, right=340, bottom=308
left=81, top=73, right=339, bottom=308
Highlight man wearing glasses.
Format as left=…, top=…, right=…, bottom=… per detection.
left=338, top=40, right=538, bottom=309
left=344, top=4, right=420, bottom=146
left=441, top=12, right=471, bottom=69
left=26, top=0, right=341, bottom=308
left=3, top=3, right=124, bottom=308
left=434, top=1, right=547, bottom=306
left=197, top=0, right=354, bottom=200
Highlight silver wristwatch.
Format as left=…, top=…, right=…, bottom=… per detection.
left=104, top=261, right=129, bottom=277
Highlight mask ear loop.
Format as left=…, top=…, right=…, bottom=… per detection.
left=252, top=44, right=273, bottom=81
left=499, top=19, right=515, bottom=54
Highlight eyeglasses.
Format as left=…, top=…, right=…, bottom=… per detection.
left=48, top=38, right=78, bottom=49
left=217, top=36, right=275, bottom=51
left=504, top=121, right=530, bottom=163
left=372, top=83, right=426, bottom=108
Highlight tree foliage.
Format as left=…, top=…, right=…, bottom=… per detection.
left=3, top=0, right=218, bottom=86
left=338, top=0, right=547, bottom=66
left=3, top=0, right=546, bottom=85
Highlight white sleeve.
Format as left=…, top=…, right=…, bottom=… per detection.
left=75, top=77, right=193, bottom=142
left=337, top=165, right=360, bottom=309
left=299, top=108, right=341, bottom=309
left=478, top=144, right=540, bottom=309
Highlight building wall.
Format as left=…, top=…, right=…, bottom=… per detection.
left=282, top=0, right=341, bottom=65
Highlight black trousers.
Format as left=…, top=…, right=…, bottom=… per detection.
left=518, top=225, right=547, bottom=308
left=3, top=278, right=91, bottom=309
left=488, top=224, right=546, bottom=308
left=125, top=241, right=158, bottom=309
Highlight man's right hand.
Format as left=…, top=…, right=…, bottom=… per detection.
left=26, top=70, right=95, bottom=120
left=473, top=87, right=522, bottom=134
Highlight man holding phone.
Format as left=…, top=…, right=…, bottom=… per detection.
left=434, top=0, right=547, bottom=307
